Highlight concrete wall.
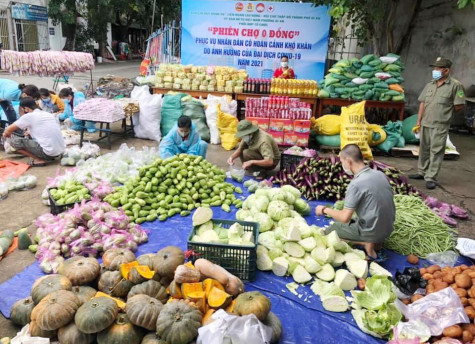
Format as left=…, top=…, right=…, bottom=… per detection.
left=399, top=0, right=475, bottom=112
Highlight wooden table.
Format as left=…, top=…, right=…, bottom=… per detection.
left=79, top=117, right=133, bottom=150
left=317, top=98, right=405, bottom=121
left=152, top=87, right=232, bottom=99
left=235, top=92, right=318, bottom=118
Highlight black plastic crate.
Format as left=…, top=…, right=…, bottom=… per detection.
left=47, top=188, right=79, bottom=215
left=187, top=219, right=259, bottom=281
left=280, top=152, right=305, bottom=171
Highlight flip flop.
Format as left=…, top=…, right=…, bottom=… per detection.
left=366, top=252, right=388, bottom=263
left=28, top=159, right=47, bottom=167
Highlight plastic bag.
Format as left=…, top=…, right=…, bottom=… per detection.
left=425, top=251, right=458, bottom=268
left=391, top=267, right=427, bottom=296
left=11, top=323, right=55, bottom=344
left=182, top=99, right=210, bottom=142
left=340, top=101, right=373, bottom=160
left=229, top=165, right=244, bottom=183
left=395, top=287, right=469, bottom=336
left=313, top=115, right=341, bottom=135
left=160, top=93, right=186, bottom=137
left=205, top=97, right=221, bottom=144
left=0, top=182, right=8, bottom=200
left=377, top=121, right=403, bottom=153
left=388, top=320, right=431, bottom=343
left=367, top=123, right=387, bottom=146
left=402, top=115, right=420, bottom=144
left=197, top=309, right=272, bottom=344
left=217, top=105, right=240, bottom=151
left=130, top=85, right=163, bottom=141
left=315, top=134, right=341, bottom=147
left=456, top=238, right=475, bottom=260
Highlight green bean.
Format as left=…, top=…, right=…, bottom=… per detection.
left=384, top=195, right=457, bottom=258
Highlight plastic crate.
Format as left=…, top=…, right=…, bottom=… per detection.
left=187, top=219, right=259, bottom=281
left=47, top=188, right=78, bottom=215
left=280, top=152, right=305, bottom=171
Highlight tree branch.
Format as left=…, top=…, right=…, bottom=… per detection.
left=386, top=0, right=398, bottom=53
left=394, top=0, right=422, bottom=54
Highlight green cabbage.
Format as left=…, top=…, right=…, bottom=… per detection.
left=270, top=189, right=287, bottom=202
left=254, top=212, right=274, bottom=232
left=254, top=196, right=270, bottom=212
left=281, top=185, right=301, bottom=199
left=236, top=209, right=252, bottom=221
left=294, top=199, right=311, bottom=215
left=267, top=200, right=291, bottom=221
left=283, top=191, right=296, bottom=205
left=258, top=231, right=276, bottom=250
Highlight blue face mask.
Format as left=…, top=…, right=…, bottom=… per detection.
left=63, top=99, right=70, bottom=104
left=432, top=70, right=442, bottom=80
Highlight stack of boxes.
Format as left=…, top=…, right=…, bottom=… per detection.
left=245, top=96, right=312, bottom=147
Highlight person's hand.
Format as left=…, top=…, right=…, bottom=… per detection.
left=242, top=161, right=253, bottom=170
left=315, top=205, right=326, bottom=216
left=24, top=130, right=31, bottom=138
left=227, top=156, right=234, bottom=165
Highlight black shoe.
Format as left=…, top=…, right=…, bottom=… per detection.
left=409, top=174, right=424, bottom=180
left=426, top=181, right=436, bottom=189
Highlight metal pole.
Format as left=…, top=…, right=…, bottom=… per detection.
left=151, top=0, right=156, bottom=34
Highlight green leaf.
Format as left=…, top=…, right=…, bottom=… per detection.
left=353, top=276, right=393, bottom=310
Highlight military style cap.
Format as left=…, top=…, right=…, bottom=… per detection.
left=235, top=120, right=259, bottom=138
left=430, top=57, right=452, bottom=68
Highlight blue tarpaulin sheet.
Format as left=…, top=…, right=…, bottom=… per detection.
left=0, top=180, right=470, bottom=343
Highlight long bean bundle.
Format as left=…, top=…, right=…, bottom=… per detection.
left=384, top=195, right=457, bottom=258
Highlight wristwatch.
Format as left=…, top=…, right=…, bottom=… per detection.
left=321, top=206, right=328, bottom=215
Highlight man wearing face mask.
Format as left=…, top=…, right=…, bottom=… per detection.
left=227, top=120, right=280, bottom=178
left=409, top=57, right=465, bottom=190
left=273, top=55, right=295, bottom=79
left=159, top=115, right=208, bottom=159
left=315, top=144, right=395, bottom=261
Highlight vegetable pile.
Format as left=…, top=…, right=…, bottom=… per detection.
left=384, top=195, right=457, bottom=258
left=104, top=154, right=243, bottom=224
left=424, top=196, right=469, bottom=227
left=4, top=175, right=37, bottom=191
left=270, top=156, right=420, bottom=201
left=34, top=199, right=148, bottom=273
left=283, top=146, right=317, bottom=158
left=49, top=180, right=91, bottom=206
left=60, top=143, right=101, bottom=166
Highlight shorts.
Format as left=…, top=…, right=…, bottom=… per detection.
left=10, top=134, right=60, bottom=161
left=324, top=220, right=388, bottom=243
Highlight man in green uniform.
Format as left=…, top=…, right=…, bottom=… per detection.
left=227, top=120, right=280, bottom=178
left=410, top=57, right=465, bottom=189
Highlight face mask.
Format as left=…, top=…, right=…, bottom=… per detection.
left=281, top=62, right=288, bottom=68
left=178, top=130, right=190, bottom=138
left=63, top=99, right=70, bottom=104
left=42, top=97, right=51, bottom=103
left=243, top=135, right=252, bottom=144
left=432, top=70, right=442, bottom=80
left=343, top=166, right=353, bottom=176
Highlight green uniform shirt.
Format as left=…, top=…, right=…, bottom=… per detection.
left=418, top=76, right=466, bottom=128
left=239, top=129, right=280, bottom=161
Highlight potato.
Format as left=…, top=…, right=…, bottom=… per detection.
left=470, top=286, right=475, bottom=298
left=471, top=278, right=475, bottom=286
left=434, top=281, right=449, bottom=292
left=401, top=298, right=411, bottom=305
left=428, top=265, right=441, bottom=274
left=407, top=254, right=419, bottom=265
left=426, top=285, right=435, bottom=294
left=455, top=288, right=468, bottom=298
left=411, top=294, right=423, bottom=303
left=357, top=278, right=366, bottom=291
left=443, top=324, right=463, bottom=338
left=455, top=266, right=463, bottom=274
left=443, top=273, right=455, bottom=284
left=462, top=323, right=475, bottom=336
left=456, top=274, right=473, bottom=289
left=461, top=265, right=469, bottom=271
left=469, top=272, right=475, bottom=279
left=433, top=271, right=443, bottom=279
left=451, top=283, right=458, bottom=289
left=469, top=299, right=475, bottom=309
left=461, top=297, right=469, bottom=306
left=470, top=289, right=474, bottom=298
left=463, top=330, right=474, bottom=342
left=467, top=306, right=475, bottom=320
left=420, top=268, right=427, bottom=275
left=423, top=273, right=434, bottom=281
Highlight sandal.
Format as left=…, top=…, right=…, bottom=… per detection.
left=366, top=251, right=388, bottom=263
left=28, top=159, right=47, bottom=167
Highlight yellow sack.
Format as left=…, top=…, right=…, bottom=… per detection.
left=367, top=123, right=387, bottom=147
left=217, top=104, right=240, bottom=150
left=340, top=101, right=373, bottom=160
left=313, top=115, right=341, bottom=135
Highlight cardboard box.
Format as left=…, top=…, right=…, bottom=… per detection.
left=283, top=131, right=298, bottom=146
left=295, top=132, right=309, bottom=147
left=293, top=120, right=311, bottom=134
left=269, top=118, right=293, bottom=132
left=246, top=117, right=270, bottom=131
left=268, top=130, right=284, bottom=145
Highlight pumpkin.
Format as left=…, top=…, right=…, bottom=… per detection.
left=263, top=312, right=282, bottom=344
left=128, top=266, right=155, bottom=284
left=128, top=280, right=168, bottom=304
left=97, top=313, right=144, bottom=344
left=233, top=291, right=271, bottom=321
left=202, top=309, right=215, bottom=326
left=194, top=259, right=244, bottom=296
left=126, top=294, right=163, bottom=331
left=31, top=290, right=81, bottom=330
left=31, top=274, right=72, bottom=304
left=167, top=280, right=183, bottom=299
left=98, top=270, right=134, bottom=298
left=141, top=332, right=168, bottom=344
left=225, top=299, right=236, bottom=313
left=153, top=274, right=172, bottom=287
left=136, top=254, right=155, bottom=269
left=10, top=296, right=34, bottom=326
left=95, top=291, right=127, bottom=310
left=103, top=248, right=136, bottom=271
left=207, top=287, right=232, bottom=309
left=181, top=282, right=204, bottom=299
left=58, top=256, right=101, bottom=285
left=75, top=296, right=119, bottom=334
left=185, top=291, right=206, bottom=313
left=156, top=300, right=202, bottom=344
left=29, top=320, right=56, bottom=338
left=72, top=286, right=97, bottom=306
left=203, top=279, right=224, bottom=298
left=58, top=322, right=96, bottom=344
left=152, top=246, right=184, bottom=280
left=174, top=265, right=201, bottom=284
left=120, top=261, right=139, bottom=279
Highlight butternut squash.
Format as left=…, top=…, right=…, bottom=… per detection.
left=203, top=278, right=225, bottom=299
left=202, top=309, right=215, bottom=326
left=174, top=265, right=201, bottom=284
left=194, top=259, right=244, bottom=296
left=181, top=282, right=204, bottom=299
left=208, top=287, right=232, bottom=309
left=389, top=84, right=404, bottom=93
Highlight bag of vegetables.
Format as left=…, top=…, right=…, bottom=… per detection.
left=340, top=101, right=373, bottom=160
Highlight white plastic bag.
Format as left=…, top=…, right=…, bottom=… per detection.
left=131, top=85, right=162, bottom=141
left=205, top=96, right=221, bottom=145
left=0, top=182, right=8, bottom=200
left=395, top=287, right=469, bottom=336
left=425, top=251, right=458, bottom=268
left=11, top=323, right=57, bottom=344
left=197, top=309, right=272, bottom=344
left=456, top=238, right=475, bottom=259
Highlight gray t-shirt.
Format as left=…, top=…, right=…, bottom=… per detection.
left=344, top=166, right=395, bottom=237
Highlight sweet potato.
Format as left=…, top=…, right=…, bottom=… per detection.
left=422, top=273, right=434, bottom=281
left=427, top=265, right=441, bottom=274
left=420, top=268, right=427, bottom=275
left=455, top=288, right=468, bottom=298
left=455, top=274, right=472, bottom=289
left=462, top=323, right=475, bottom=336
left=467, top=306, right=475, bottom=320
left=411, top=294, right=423, bottom=303
left=463, top=330, right=474, bottom=342
left=443, top=324, right=463, bottom=338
